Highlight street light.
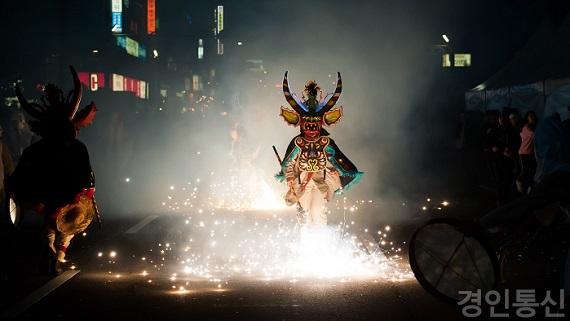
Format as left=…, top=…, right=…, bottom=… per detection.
left=442, top=34, right=450, bottom=43
left=237, top=41, right=243, bottom=46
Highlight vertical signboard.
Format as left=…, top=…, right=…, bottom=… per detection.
left=217, top=5, right=224, bottom=33
left=111, top=0, right=122, bottom=12
left=217, top=38, right=224, bottom=55
left=198, top=39, right=204, bottom=60
left=111, top=0, right=122, bottom=33
left=112, top=13, right=122, bottom=33
left=139, top=81, right=147, bottom=99
left=147, top=0, right=156, bottom=34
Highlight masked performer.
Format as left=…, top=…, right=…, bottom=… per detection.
left=276, top=72, right=362, bottom=226
left=10, top=66, right=99, bottom=274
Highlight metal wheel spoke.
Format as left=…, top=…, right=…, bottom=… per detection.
left=463, top=239, right=490, bottom=289
left=414, top=240, right=448, bottom=265
left=435, top=237, right=465, bottom=288
left=415, top=242, right=483, bottom=290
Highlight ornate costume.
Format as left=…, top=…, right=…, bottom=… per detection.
left=276, top=72, right=362, bottom=225
left=10, top=66, right=99, bottom=274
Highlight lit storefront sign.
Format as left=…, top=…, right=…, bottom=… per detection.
left=78, top=72, right=105, bottom=91
left=198, top=38, right=204, bottom=60
left=147, top=0, right=156, bottom=34
left=454, top=53, right=472, bottom=67
left=78, top=71, right=148, bottom=99
left=90, top=73, right=104, bottom=91
left=217, top=38, right=223, bottom=55
left=112, top=73, right=149, bottom=99
left=217, top=5, right=224, bottom=33
left=126, top=37, right=139, bottom=57
left=112, top=12, right=122, bottom=33
left=116, top=36, right=147, bottom=59
left=111, top=0, right=122, bottom=12
left=111, top=0, right=122, bottom=33
left=112, top=73, right=124, bottom=91
left=139, top=81, right=147, bottom=99
left=139, top=46, right=147, bottom=59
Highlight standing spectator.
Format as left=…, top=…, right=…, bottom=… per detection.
left=509, top=112, right=522, bottom=132
left=487, top=112, right=521, bottom=205
left=0, top=125, right=15, bottom=207
left=534, top=106, right=570, bottom=183
left=517, top=111, right=538, bottom=193
left=484, top=111, right=500, bottom=176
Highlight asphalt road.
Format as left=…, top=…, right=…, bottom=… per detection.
left=0, top=197, right=524, bottom=321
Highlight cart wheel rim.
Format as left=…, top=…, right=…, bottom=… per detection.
left=409, top=218, right=499, bottom=302
left=9, top=197, right=19, bottom=225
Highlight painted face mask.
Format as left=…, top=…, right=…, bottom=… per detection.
left=279, top=72, right=343, bottom=138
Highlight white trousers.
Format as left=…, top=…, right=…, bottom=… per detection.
left=297, top=180, right=327, bottom=226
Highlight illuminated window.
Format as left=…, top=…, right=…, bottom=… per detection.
left=454, top=54, right=472, bottom=67
left=442, top=54, right=451, bottom=67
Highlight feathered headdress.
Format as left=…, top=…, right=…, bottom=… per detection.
left=15, top=65, right=98, bottom=137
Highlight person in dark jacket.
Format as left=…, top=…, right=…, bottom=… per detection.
left=486, top=112, right=521, bottom=205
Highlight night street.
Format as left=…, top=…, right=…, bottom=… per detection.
left=1, top=203, right=466, bottom=321
left=2, top=0, right=570, bottom=320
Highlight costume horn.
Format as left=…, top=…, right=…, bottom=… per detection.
left=15, top=85, right=45, bottom=120
left=318, top=72, right=342, bottom=115
left=67, top=65, right=83, bottom=119
left=283, top=71, right=307, bottom=115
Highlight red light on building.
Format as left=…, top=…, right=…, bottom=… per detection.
left=78, top=72, right=90, bottom=87
left=78, top=72, right=105, bottom=91
left=90, top=73, right=105, bottom=91
left=147, top=0, right=156, bottom=35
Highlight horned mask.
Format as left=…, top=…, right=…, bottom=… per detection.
left=279, top=71, right=343, bottom=131
left=15, top=66, right=98, bottom=137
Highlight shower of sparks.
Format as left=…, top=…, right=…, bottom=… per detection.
left=88, top=145, right=463, bottom=291
left=91, top=175, right=460, bottom=295
left=146, top=178, right=414, bottom=283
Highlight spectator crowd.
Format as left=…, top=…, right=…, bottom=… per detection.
left=458, top=105, right=570, bottom=207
